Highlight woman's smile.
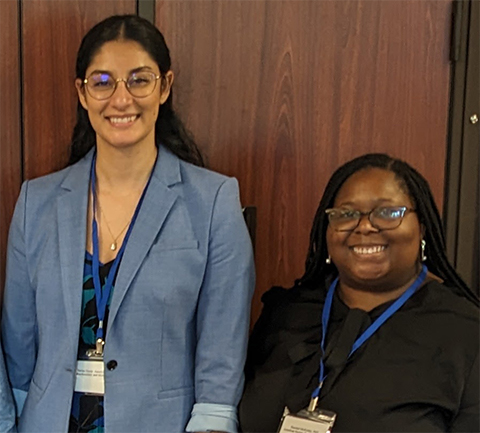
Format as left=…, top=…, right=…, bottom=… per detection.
left=106, top=114, right=140, bottom=127
left=350, top=244, right=387, bottom=256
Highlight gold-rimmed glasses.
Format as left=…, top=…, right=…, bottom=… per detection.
left=83, top=71, right=162, bottom=100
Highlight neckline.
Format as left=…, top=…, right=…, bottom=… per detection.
left=331, top=280, right=432, bottom=320
left=85, top=250, right=115, bottom=267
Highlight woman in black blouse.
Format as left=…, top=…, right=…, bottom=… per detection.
left=239, top=153, right=479, bottom=433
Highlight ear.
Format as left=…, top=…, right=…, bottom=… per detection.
left=420, top=223, right=426, bottom=239
left=159, top=70, right=174, bottom=105
left=75, top=78, right=88, bottom=111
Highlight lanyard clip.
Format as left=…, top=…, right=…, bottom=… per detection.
left=308, top=381, right=323, bottom=412
left=95, top=338, right=105, bottom=356
left=86, top=338, right=104, bottom=358
left=308, top=396, right=319, bottom=412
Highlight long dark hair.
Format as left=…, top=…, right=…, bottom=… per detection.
left=297, top=153, right=478, bottom=305
left=68, top=15, right=204, bottom=167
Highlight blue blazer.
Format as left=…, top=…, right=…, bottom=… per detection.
left=0, top=340, right=15, bottom=433
left=2, top=147, right=255, bottom=432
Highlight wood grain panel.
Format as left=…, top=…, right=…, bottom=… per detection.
left=157, top=0, right=452, bottom=324
left=22, top=0, right=136, bottom=180
left=0, top=0, right=22, bottom=300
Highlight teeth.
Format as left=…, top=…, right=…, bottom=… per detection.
left=109, top=116, right=137, bottom=124
left=353, top=246, right=385, bottom=255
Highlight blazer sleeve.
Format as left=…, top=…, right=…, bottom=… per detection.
left=185, top=177, right=255, bottom=432
left=2, top=181, right=36, bottom=415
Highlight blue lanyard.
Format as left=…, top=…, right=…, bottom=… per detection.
left=311, top=265, right=428, bottom=399
left=90, top=153, right=155, bottom=342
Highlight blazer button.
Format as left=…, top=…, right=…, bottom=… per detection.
left=107, top=360, right=118, bottom=371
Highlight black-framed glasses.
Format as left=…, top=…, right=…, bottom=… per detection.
left=325, top=206, right=416, bottom=232
left=83, top=71, right=162, bottom=100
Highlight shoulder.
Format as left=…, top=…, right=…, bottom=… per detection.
left=179, top=158, right=232, bottom=189
left=260, top=283, right=325, bottom=320
left=15, top=169, right=76, bottom=220
left=178, top=160, right=241, bottom=210
left=21, top=153, right=91, bottom=204
left=245, top=283, right=324, bottom=378
left=417, top=280, right=479, bottom=322
left=250, top=284, right=324, bottom=345
left=409, top=280, right=479, bottom=363
left=24, top=166, right=72, bottom=196
left=9, top=156, right=91, bottom=237
left=158, top=147, right=239, bottom=206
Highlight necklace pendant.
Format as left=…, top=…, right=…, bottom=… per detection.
left=110, top=242, right=117, bottom=251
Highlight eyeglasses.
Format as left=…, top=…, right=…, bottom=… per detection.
left=83, top=71, right=162, bottom=100
left=325, top=206, right=416, bottom=232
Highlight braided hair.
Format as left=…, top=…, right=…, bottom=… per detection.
left=297, top=153, right=478, bottom=306
left=68, top=15, right=204, bottom=167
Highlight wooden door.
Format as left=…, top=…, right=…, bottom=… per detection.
left=0, top=0, right=22, bottom=298
left=156, top=0, right=452, bottom=323
left=22, top=0, right=137, bottom=180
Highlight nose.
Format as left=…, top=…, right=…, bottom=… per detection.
left=354, top=213, right=379, bottom=234
left=109, top=79, right=132, bottom=107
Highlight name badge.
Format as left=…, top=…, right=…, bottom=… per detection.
left=278, top=407, right=336, bottom=433
left=74, top=360, right=105, bottom=395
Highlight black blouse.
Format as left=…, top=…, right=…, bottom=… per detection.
left=239, top=280, right=479, bottom=432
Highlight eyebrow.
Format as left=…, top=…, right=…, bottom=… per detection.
left=335, top=198, right=396, bottom=207
left=88, top=66, right=156, bottom=76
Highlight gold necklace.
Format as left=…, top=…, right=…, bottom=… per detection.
left=97, top=202, right=132, bottom=251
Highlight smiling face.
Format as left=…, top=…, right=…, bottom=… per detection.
left=75, top=39, right=173, bottom=152
left=326, top=168, right=423, bottom=291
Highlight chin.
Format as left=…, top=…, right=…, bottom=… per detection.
left=354, top=264, right=388, bottom=279
left=346, top=266, right=392, bottom=290
left=102, top=136, right=147, bottom=150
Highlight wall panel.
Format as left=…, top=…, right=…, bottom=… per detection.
left=0, top=0, right=22, bottom=298
left=22, top=0, right=136, bottom=180
left=156, top=0, right=452, bottom=323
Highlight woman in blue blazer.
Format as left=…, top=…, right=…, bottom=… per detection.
left=2, top=15, right=255, bottom=433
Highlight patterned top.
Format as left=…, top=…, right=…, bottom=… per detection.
left=69, top=252, right=117, bottom=433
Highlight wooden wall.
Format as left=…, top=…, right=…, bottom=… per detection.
left=22, top=0, right=136, bottom=179
left=156, top=0, right=452, bottom=323
left=0, top=0, right=22, bottom=296
left=1, top=1, right=453, bottom=323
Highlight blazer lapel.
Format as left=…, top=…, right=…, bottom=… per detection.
left=107, top=147, right=181, bottom=330
left=57, top=152, right=92, bottom=359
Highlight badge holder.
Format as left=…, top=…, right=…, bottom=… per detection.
left=277, top=395, right=336, bottom=433
left=74, top=338, right=105, bottom=396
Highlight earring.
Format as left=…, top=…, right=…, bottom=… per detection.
left=326, top=255, right=332, bottom=264
left=421, top=239, right=427, bottom=262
